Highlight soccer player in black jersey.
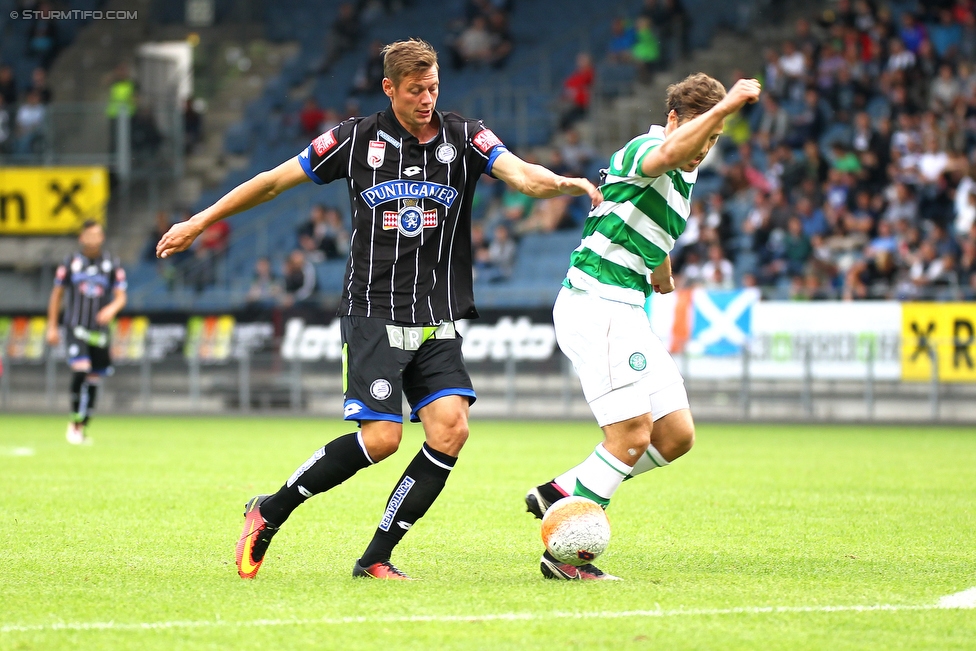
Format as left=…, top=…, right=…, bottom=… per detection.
left=46, top=220, right=127, bottom=445
left=157, top=39, right=602, bottom=580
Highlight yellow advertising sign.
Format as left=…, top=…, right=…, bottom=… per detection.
left=901, top=303, right=976, bottom=382
left=0, top=167, right=109, bottom=234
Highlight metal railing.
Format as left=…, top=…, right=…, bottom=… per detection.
left=3, top=337, right=974, bottom=423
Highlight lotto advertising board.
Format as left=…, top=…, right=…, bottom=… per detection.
left=4, top=304, right=973, bottom=384
left=280, top=313, right=558, bottom=363
left=0, top=167, right=109, bottom=234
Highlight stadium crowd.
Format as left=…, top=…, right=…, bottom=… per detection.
left=0, top=63, right=52, bottom=155
left=124, top=0, right=976, bottom=306
left=669, top=0, right=976, bottom=300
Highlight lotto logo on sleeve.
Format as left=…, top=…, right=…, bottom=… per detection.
left=472, top=129, right=502, bottom=154
left=312, top=130, right=337, bottom=156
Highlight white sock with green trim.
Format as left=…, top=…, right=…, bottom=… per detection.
left=626, top=444, right=669, bottom=478
left=553, top=443, right=633, bottom=507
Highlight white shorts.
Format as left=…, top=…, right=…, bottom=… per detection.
left=553, top=285, right=689, bottom=427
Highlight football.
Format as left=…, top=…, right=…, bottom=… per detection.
left=540, top=496, right=611, bottom=566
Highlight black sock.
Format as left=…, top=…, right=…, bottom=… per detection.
left=259, top=432, right=373, bottom=527
left=82, top=380, right=99, bottom=426
left=358, top=442, right=456, bottom=567
left=539, top=480, right=565, bottom=502
left=69, top=372, right=86, bottom=421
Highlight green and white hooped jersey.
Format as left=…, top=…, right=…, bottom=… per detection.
left=564, top=124, right=696, bottom=305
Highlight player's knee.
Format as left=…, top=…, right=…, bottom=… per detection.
left=427, top=411, right=469, bottom=456
left=671, top=422, right=695, bottom=458
left=654, top=415, right=695, bottom=462
left=362, top=422, right=402, bottom=461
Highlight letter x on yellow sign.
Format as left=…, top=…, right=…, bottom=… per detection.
left=901, top=303, right=976, bottom=382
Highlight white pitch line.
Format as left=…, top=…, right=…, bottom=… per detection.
left=939, top=587, right=976, bottom=609
left=2, top=596, right=974, bottom=635
left=0, top=447, right=34, bottom=457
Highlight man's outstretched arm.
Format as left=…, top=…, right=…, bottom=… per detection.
left=156, top=157, right=310, bottom=259
left=489, top=152, right=603, bottom=207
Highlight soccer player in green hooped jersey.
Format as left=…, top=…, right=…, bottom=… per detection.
left=525, top=73, right=761, bottom=580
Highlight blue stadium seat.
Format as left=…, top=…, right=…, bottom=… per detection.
left=316, top=259, right=348, bottom=296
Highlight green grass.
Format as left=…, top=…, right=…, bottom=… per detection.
left=1, top=415, right=975, bottom=650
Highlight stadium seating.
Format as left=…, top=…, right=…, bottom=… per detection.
left=121, top=0, right=778, bottom=312
left=0, top=0, right=103, bottom=95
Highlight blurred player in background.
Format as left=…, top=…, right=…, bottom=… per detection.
left=157, top=38, right=601, bottom=581
left=45, top=220, right=127, bottom=445
left=525, top=73, right=761, bottom=580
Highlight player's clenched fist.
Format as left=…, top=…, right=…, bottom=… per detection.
left=156, top=220, right=202, bottom=259
left=718, top=78, right=762, bottom=115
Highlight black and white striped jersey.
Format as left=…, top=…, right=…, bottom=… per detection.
left=54, top=251, right=126, bottom=331
left=298, top=105, right=509, bottom=324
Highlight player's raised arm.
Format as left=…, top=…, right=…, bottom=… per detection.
left=489, top=151, right=603, bottom=206
left=641, top=78, right=761, bottom=178
left=156, top=157, right=310, bottom=259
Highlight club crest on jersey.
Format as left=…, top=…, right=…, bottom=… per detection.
left=78, top=281, right=105, bottom=298
left=383, top=199, right=437, bottom=237
left=367, top=140, right=386, bottom=169
left=435, top=142, right=457, bottom=163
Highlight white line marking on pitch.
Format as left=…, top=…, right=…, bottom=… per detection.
left=2, top=590, right=974, bottom=634
left=0, top=447, right=34, bottom=457
left=939, top=587, right=976, bottom=609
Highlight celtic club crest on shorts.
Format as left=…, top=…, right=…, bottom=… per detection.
left=382, top=199, right=437, bottom=237
left=629, top=352, right=647, bottom=371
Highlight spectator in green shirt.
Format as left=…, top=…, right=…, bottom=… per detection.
left=632, top=16, right=660, bottom=82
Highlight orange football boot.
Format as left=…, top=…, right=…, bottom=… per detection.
left=236, top=495, right=279, bottom=579
left=352, top=560, right=413, bottom=580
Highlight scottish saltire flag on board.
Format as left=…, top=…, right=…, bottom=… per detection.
left=646, top=288, right=759, bottom=356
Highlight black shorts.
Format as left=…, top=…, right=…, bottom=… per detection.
left=65, top=326, right=112, bottom=375
left=340, top=316, right=475, bottom=424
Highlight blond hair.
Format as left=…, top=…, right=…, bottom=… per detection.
left=665, top=73, right=727, bottom=121
left=382, top=38, right=438, bottom=86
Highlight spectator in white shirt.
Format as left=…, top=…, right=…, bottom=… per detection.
left=929, top=63, right=961, bottom=111
left=778, top=40, right=806, bottom=80
left=886, top=38, right=916, bottom=72
left=14, top=90, right=45, bottom=154
left=700, top=244, right=735, bottom=289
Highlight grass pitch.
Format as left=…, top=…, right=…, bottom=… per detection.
left=2, top=414, right=975, bottom=650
